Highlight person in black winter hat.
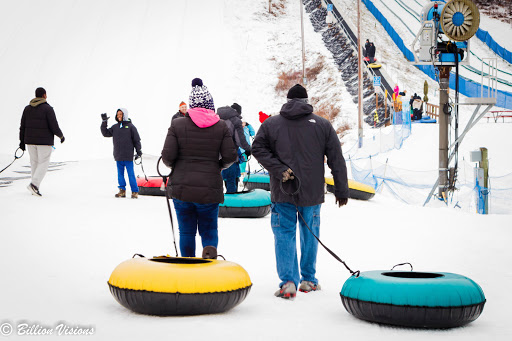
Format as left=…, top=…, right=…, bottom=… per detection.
left=364, top=39, right=370, bottom=58
left=218, top=103, right=251, bottom=193
left=253, top=83, right=349, bottom=299
left=231, top=103, right=242, bottom=116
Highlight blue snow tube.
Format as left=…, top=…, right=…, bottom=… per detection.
left=219, top=189, right=271, bottom=218
left=242, top=173, right=270, bottom=191
left=340, top=270, right=486, bottom=328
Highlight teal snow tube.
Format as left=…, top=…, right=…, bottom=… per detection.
left=219, top=189, right=271, bottom=218
left=340, top=270, right=486, bottom=328
left=242, top=173, right=270, bottom=191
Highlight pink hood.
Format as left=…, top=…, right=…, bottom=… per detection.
left=187, top=107, right=220, bottom=128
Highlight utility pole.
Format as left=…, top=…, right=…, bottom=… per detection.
left=357, top=0, right=363, bottom=147
left=300, top=0, right=307, bottom=84
left=438, top=66, right=451, bottom=199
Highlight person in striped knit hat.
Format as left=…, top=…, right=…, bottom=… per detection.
left=189, top=78, right=215, bottom=111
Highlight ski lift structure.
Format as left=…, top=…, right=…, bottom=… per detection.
left=410, top=0, right=497, bottom=206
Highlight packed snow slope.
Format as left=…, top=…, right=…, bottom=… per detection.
left=1, top=1, right=512, bottom=340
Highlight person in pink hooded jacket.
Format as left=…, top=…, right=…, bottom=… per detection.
left=393, top=84, right=400, bottom=101
left=161, top=78, right=237, bottom=257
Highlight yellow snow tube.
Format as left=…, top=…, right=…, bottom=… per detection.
left=325, top=177, right=375, bottom=200
left=108, top=256, right=252, bottom=315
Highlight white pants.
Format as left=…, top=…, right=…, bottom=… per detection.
left=27, top=145, right=53, bottom=188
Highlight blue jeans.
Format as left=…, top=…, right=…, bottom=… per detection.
left=222, top=162, right=240, bottom=193
left=271, top=202, right=321, bottom=288
left=116, top=161, right=138, bottom=192
left=172, top=199, right=219, bottom=257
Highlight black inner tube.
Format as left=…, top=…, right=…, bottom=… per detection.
left=150, top=258, right=212, bottom=264
left=227, top=189, right=254, bottom=195
left=382, top=272, right=444, bottom=279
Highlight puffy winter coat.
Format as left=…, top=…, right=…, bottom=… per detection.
left=101, top=108, right=142, bottom=161
left=364, top=42, right=371, bottom=57
left=217, top=106, right=251, bottom=155
left=20, top=98, right=63, bottom=145
left=161, top=108, right=237, bottom=204
left=368, top=44, right=376, bottom=58
left=171, top=111, right=185, bottom=122
left=252, top=99, right=349, bottom=206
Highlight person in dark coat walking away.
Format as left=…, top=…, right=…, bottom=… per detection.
left=171, top=101, right=187, bottom=122
left=364, top=39, right=370, bottom=58
left=368, top=42, right=376, bottom=63
left=19, top=87, right=65, bottom=196
left=101, top=108, right=142, bottom=198
left=161, top=78, right=237, bottom=257
left=217, top=102, right=252, bottom=193
left=252, top=84, right=349, bottom=299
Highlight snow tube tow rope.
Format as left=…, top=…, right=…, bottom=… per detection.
left=156, top=156, right=178, bottom=257
left=340, top=268, right=486, bottom=328
left=108, top=254, right=252, bottom=316
left=280, top=176, right=360, bottom=277
left=325, top=177, right=375, bottom=200
left=242, top=172, right=270, bottom=191
left=219, top=189, right=271, bottom=218
left=0, top=148, right=24, bottom=174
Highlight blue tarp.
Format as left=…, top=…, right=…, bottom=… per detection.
left=361, top=0, right=512, bottom=110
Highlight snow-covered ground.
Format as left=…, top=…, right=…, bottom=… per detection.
left=1, top=0, right=511, bottom=340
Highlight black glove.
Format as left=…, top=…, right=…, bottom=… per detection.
left=60, top=136, right=65, bottom=144
left=134, top=152, right=142, bottom=161
left=101, top=113, right=109, bottom=121
left=19, top=142, right=25, bottom=151
left=335, top=197, right=348, bottom=207
left=245, top=149, right=251, bottom=157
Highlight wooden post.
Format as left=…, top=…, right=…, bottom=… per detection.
left=480, top=147, right=489, bottom=214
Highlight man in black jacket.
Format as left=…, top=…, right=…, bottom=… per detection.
left=217, top=103, right=252, bottom=193
left=253, top=84, right=349, bottom=299
left=19, top=87, right=65, bottom=196
left=171, top=101, right=187, bottom=123
left=364, top=39, right=370, bottom=58
left=101, top=108, right=142, bottom=198
left=368, top=42, right=376, bottom=63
